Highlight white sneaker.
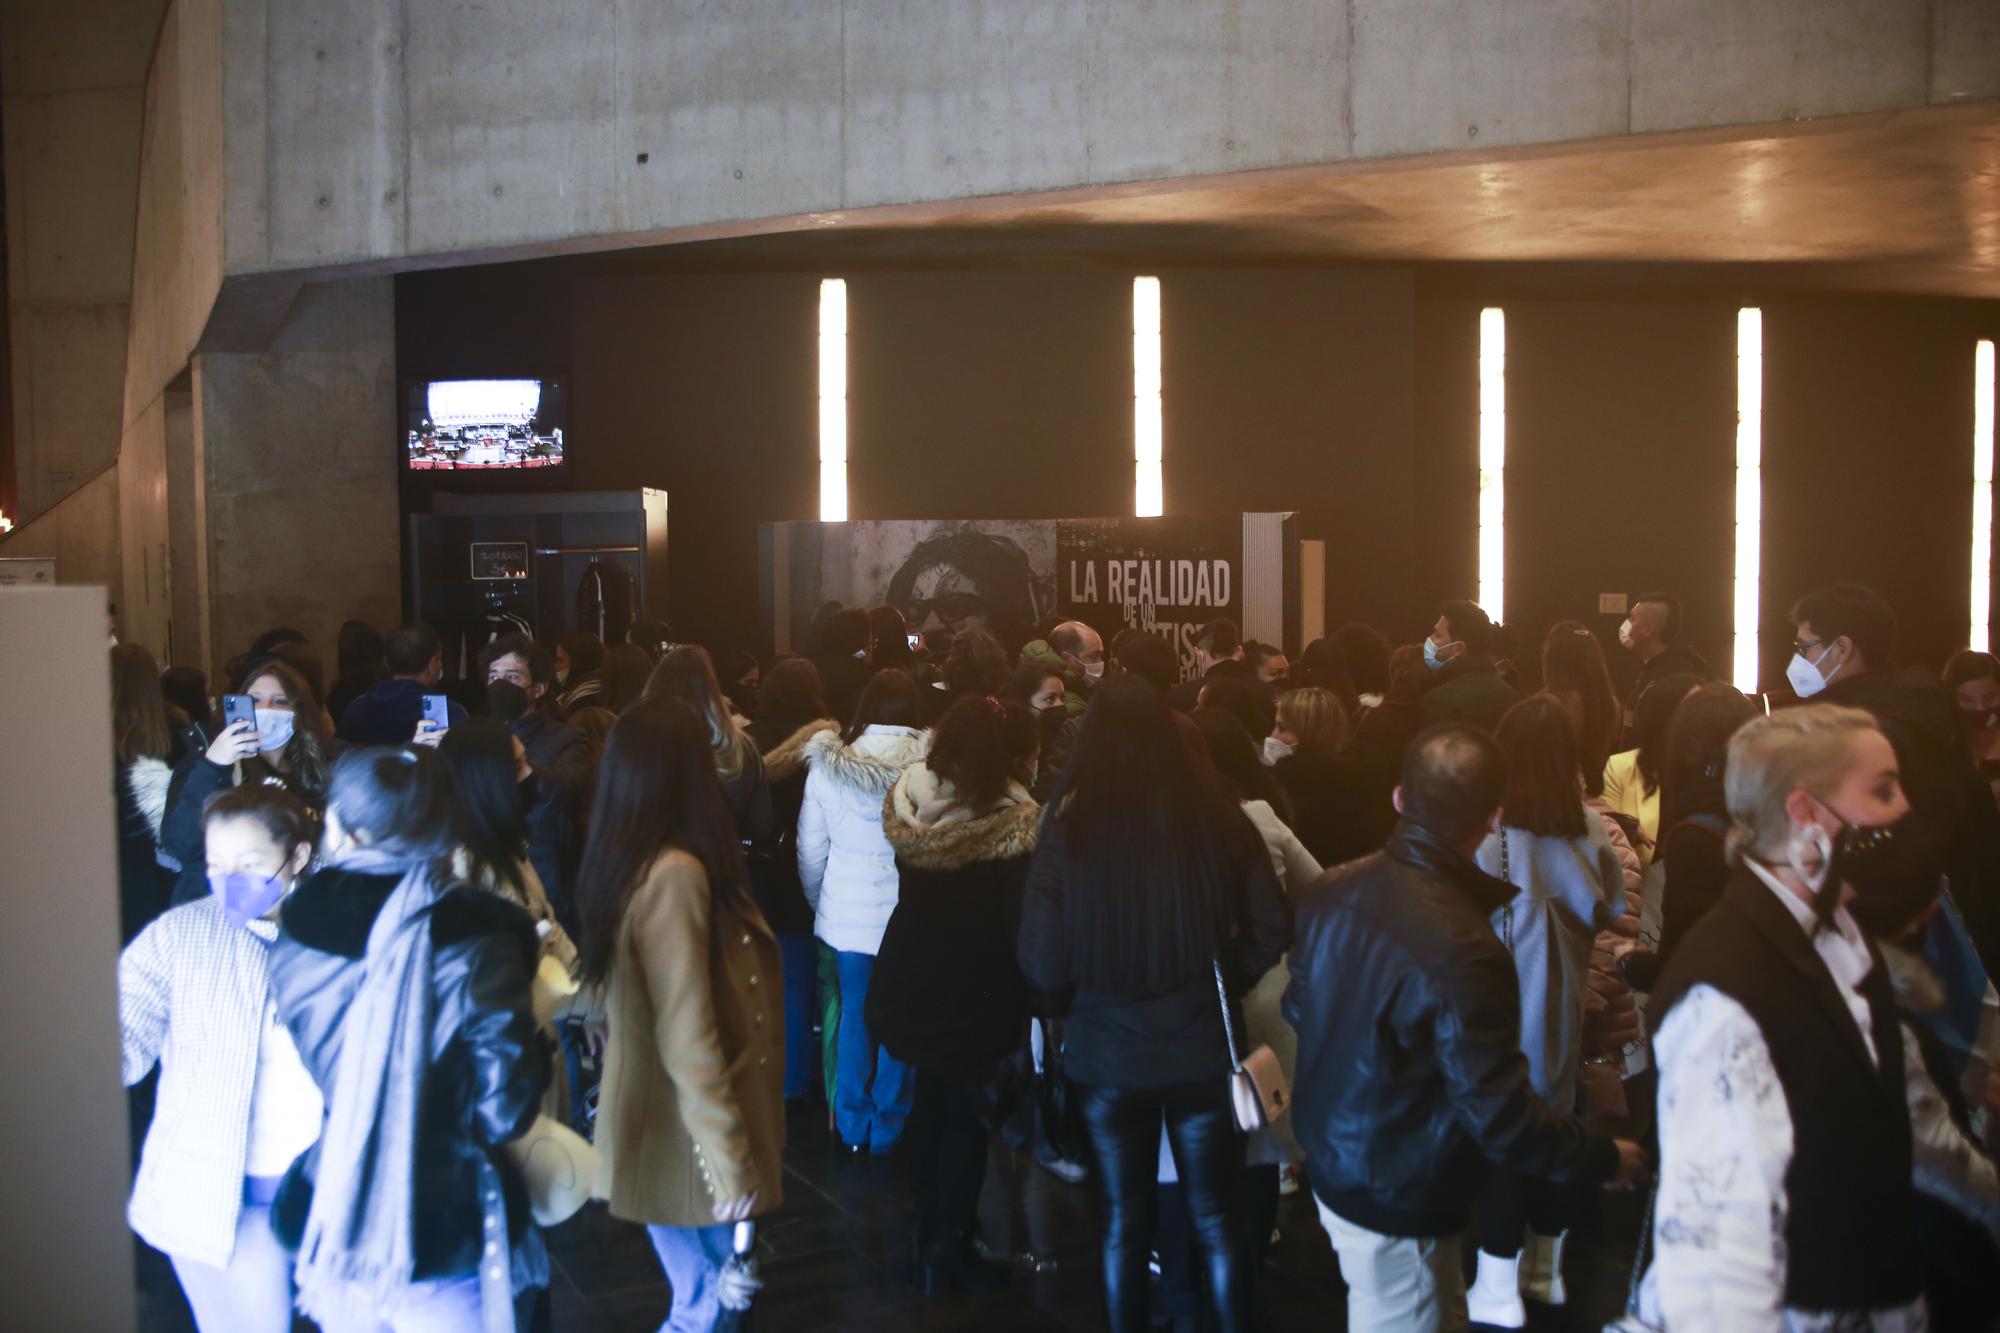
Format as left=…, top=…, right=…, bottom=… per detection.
left=1521, top=1229, right=1568, bottom=1305
left=1466, top=1249, right=1526, bottom=1328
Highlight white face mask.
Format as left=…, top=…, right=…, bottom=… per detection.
left=1082, top=660, right=1105, bottom=682
left=1617, top=619, right=1635, bottom=650
left=1787, top=646, right=1841, bottom=700
left=254, top=707, right=296, bottom=751
left=1262, top=736, right=1294, bottom=766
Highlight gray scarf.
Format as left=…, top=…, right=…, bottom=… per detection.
left=293, top=846, right=443, bottom=1325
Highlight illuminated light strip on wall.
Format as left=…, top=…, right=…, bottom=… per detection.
left=1975, top=339, right=1996, bottom=652
left=818, top=278, right=848, bottom=522
left=1733, top=308, right=1763, bottom=694
left=1477, top=307, right=1506, bottom=625
left=1134, top=276, right=1163, bottom=518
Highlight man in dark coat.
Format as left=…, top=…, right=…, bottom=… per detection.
left=1621, top=592, right=1710, bottom=729
left=481, top=634, right=593, bottom=927
left=1418, top=599, right=1519, bottom=734
left=337, top=623, right=466, bottom=745
left=1285, top=723, right=1641, bottom=1331
left=1167, top=617, right=1248, bottom=713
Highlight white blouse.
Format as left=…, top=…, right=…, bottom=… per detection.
left=1635, top=865, right=1989, bottom=1332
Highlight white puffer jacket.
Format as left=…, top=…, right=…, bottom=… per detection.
left=797, top=725, right=928, bottom=955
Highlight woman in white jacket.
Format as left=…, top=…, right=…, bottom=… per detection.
left=798, top=668, right=928, bottom=1153
left=120, top=783, right=323, bottom=1333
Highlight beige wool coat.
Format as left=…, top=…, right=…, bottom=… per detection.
left=595, top=849, right=785, bottom=1228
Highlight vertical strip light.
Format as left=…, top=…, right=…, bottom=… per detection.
left=1974, top=339, right=1996, bottom=651
left=818, top=278, right=848, bottom=522
left=1477, top=307, right=1506, bottom=624
left=1134, top=276, right=1163, bottom=517
left=1733, top=308, right=1764, bottom=694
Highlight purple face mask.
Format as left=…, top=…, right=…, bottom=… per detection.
left=210, top=869, right=287, bottom=929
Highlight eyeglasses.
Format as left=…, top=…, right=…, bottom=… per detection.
left=1792, top=637, right=1826, bottom=658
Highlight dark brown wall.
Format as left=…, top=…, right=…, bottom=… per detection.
left=398, top=259, right=2000, bottom=689
left=846, top=271, right=1132, bottom=522
left=1166, top=269, right=1419, bottom=638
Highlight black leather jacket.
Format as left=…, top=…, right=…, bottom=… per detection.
left=268, top=866, right=551, bottom=1280
left=1283, top=823, right=1618, bottom=1237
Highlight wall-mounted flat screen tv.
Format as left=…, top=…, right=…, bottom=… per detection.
left=405, top=378, right=565, bottom=471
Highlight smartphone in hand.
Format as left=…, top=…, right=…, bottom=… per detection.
left=222, top=693, right=257, bottom=732
left=421, top=694, right=452, bottom=732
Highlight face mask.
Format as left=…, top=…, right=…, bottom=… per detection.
left=210, top=869, right=288, bottom=930
left=1617, top=619, right=1635, bottom=650
left=555, top=667, right=570, bottom=687
left=1786, top=648, right=1840, bottom=700
left=1263, top=736, right=1294, bottom=765
left=1422, top=637, right=1455, bottom=671
left=519, top=773, right=541, bottom=815
left=254, top=708, right=296, bottom=751
left=1960, top=707, right=1997, bottom=733
left=1828, top=813, right=1941, bottom=938
left=1082, top=660, right=1105, bottom=682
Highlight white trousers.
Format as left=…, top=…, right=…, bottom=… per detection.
left=168, top=1201, right=295, bottom=1333
left=1316, top=1196, right=1468, bottom=1333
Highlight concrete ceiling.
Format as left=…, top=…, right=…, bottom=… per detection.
left=597, top=101, right=2000, bottom=299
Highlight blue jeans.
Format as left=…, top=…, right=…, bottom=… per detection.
left=833, top=948, right=913, bottom=1151
left=646, top=1223, right=732, bottom=1332
left=777, top=931, right=817, bottom=1101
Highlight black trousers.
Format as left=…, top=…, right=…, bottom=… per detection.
left=907, top=1066, right=991, bottom=1253
left=1476, top=1166, right=1580, bottom=1257
left=1079, top=1079, right=1250, bottom=1333
left=1158, top=1164, right=1280, bottom=1327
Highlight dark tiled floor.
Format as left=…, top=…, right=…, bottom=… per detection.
left=139, top=1099, right=1644, bottom=1331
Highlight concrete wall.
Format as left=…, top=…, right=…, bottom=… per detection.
left=1, top=0, right=164, bottom=519
left=0, top=465, right=124, bottom=611
left=194, top=278, right=401, bottom=672
left=226, top=0, right=2000, bottom=275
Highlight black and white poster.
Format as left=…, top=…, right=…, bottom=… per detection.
left=1055, top=516, right=1244, bottom=681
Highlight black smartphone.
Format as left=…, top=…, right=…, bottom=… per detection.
left=222, top=693, right=257, bottom=733
left=421, top=694, right=452, bottom=731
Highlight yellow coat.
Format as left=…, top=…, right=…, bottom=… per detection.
left=595, top=849, right=785, bottom=1227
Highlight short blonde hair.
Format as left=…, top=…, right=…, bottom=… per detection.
left=1723, top=704, right=1879, bottom=864
left=1276, top=687, right=1349, bottom=755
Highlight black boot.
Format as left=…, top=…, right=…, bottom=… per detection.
left=920, top=1232, right=1012, bottom=1297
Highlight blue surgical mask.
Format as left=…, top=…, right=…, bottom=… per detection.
left=1423, top=637, right=1454, bottom=671
left=209, top=869, right=288, bottom=929
left=254, top=707, right=296, bottom=751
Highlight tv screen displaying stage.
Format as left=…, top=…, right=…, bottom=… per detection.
left=405, top=378, right=566, bottom=471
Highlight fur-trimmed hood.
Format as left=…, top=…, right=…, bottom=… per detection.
left=761, top=718, right=839, bottom=783
left=883, top=761, right=1039, bottom=871
left=126, top=756, right=172, bottom=839
left=803, top=725, right=927, bottom=795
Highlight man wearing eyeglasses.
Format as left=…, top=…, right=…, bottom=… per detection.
left=1789, top=582, right=2000, bottom=974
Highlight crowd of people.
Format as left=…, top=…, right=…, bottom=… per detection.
left=103, top=580, right=2000, bottom=1332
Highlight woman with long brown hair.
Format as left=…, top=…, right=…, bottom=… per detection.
left=577, top=698, right=784, bottom=1332
left=1540, top=621, right=1620, bottom=798
left=1467, top=695, right=1625, bottom=1326
left=160, top=657, right=338, bottom=907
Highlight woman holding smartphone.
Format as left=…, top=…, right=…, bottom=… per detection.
left=160, top=659, right=340, bottom=906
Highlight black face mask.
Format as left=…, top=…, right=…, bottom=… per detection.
left=1960, top=706, right=1997, bottom=735
left=488, top=680, right=533, bottom=724
left=518, top=773, right=541, bottom=815
left=1821, top=813, right=1942, bottom=939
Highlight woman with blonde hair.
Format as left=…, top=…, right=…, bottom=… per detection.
left=1636, top=704, right=1983, bottom=1328
left=1270, top=687, right=1394, bottom=867
left=645, top=644, right=775, bottom=850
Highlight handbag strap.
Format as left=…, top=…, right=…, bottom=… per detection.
left=1498, top=829, right=1514, bottom=955
left=1211, top=959, right=1244, bottom=1073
